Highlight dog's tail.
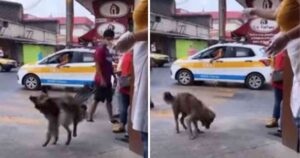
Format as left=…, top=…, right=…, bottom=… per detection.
left=163, top=91, right=175, bottom=103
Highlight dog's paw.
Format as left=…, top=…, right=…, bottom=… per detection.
left=176, top=130, right=180, bottom=134
left=42, top=144, right=48, bottom=147
left=73, top=133, right=77, bottom=137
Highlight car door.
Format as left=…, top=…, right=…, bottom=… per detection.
left=37, top=51, right=73, bottom=86
left=64, top=51, right=95, bottom=87
left=189, top=47, right=224, bottom=81
left=212, top=46, right=256, bottom=83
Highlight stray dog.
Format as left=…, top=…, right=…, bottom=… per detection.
left=29, top=88, right=87, bottom=147
left=163, top=91, right=216, bottom=139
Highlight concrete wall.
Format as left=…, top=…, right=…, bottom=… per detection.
left=175, top=39, right=208, bottom=59
left=23, top=21, right=59, bottom=34
left=23, top=44, right=55, bottom=64
left=175, top=16, right=211, bottom=28
left=151, top=13, right=210, bottom=39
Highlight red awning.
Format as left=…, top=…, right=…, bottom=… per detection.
left=79, top=28, right=99, bottom=42
left=231, top=22, right=250, bottom=37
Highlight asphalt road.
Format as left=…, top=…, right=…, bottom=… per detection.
left=150, top=66, right=299, bottom=158
left=0, top=70, right=140, bottom=158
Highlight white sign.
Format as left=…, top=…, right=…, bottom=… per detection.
left=97, top=22, right=126, bottom=38
left=250, top=18, right=278, bottom=33
left=253, top=0, right=280, bottom=9
left=100, top=1, right=129, bottom=18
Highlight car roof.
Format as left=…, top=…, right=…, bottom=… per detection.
left=211, top=42, right=264, bottom=49
left=58, top=48, right=95, bottom=53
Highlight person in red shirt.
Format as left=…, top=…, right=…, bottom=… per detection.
left=88, top=29, right=116, bottom=123
left=266, top=50, right=286, bottom=129
left=114, top=51, right=133, bottom=137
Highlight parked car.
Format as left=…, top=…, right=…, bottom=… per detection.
left=0, top=57, right=17, bottom=72
left=170, top=43, right=272, bottom=90
left=150, top=53, right=170, bottom=67
left=17, top=48, right=117, bottom=90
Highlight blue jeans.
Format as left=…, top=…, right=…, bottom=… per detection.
left=141, top=132, right=148, bottom=158
left=120, top=93, right=130, bottom=125
left=273, top=87, right=283, bottom=120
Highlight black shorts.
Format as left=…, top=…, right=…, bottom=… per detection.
left=94, top=85, right=113, bottom=103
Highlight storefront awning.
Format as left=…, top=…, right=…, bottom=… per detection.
left=78, top=27, right=99, bottom=43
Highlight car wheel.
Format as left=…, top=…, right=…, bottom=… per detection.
left=245, top=73, right=264, bottom=90
left=177, top=69, right=193, bottom=85
left=24, top=74, right=41, bottom=90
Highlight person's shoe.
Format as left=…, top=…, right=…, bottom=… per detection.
left=265, top=118, right=278, bottom=128
left=269, top=131, right=282, bottom=138
left=112, top=123, right=125, bottom=133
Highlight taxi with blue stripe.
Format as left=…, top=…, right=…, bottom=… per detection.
left=171, top=43, right=272, bottom=89
left=17, top=48, right=115, bottom=90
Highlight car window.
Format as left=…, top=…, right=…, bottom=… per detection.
left=41, top=52, right=74, bottom=64
left=223, top=47, right=236, bottom=58
left=71, top=52, right=82, bottom=63
left=44, top=54, right=62, bottom=64
left=193, top=47, right=223, bottom=59
left=234, top=47, right=255, bottom=57
left=82, top=53, right=94, bottom=63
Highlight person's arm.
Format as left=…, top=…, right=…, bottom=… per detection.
left=249, top=8, right=278, bottom=20
left=57, top=55, right=69, bottom=68
left=266, top=24, right=300, bottom=55
left=132, top=28, right=148, bottom=42
left=115, top=28, right=148, bottom=52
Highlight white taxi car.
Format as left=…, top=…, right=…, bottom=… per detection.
left=171, top=43, right=272, bottom=90
left=18, top=48, right=115, bottom=90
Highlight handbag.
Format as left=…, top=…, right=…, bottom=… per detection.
left=272, top=70, right=283, bottom=82
left=119, top=76, right=131, bottom=88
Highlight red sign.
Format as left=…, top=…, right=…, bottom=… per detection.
left=232, top=0, right=280, bottom=45
left=92, top=0, right=134, bottom=38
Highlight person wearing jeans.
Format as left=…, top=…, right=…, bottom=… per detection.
left=266, top=50, right=286, bottom=128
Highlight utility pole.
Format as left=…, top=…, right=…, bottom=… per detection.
left=66, top=0, right=74, bottom=48
left=218, top=0, right=226, bottom=42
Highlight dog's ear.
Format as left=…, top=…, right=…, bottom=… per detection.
left=163, top=91, right=173, bottom=102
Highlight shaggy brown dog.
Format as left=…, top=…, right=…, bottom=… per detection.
left=29, top=88, right=87, bottom=147
left=163, top=91, right=216, bottom=139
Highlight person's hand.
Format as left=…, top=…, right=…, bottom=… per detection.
left=266, top=33, right=290, bottom=56
left=209, top=59, right=214, bottom=64
left=56, top=64, right=62, bottom=68
left=114, top=31, right=135, bottom=52
left=243, top=8, right=256, bottom=16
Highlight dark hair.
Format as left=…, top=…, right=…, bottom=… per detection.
left=103, top=29, right=115, bottom=38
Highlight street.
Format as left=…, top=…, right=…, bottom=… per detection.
left=150, top=66, right=299, bottom=158
left=0, top=70, right=140, bottom=158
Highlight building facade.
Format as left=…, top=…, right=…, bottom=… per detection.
left=0, top=1, right=57, bottom=64
left=151, top=0, right=211, bottom=59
